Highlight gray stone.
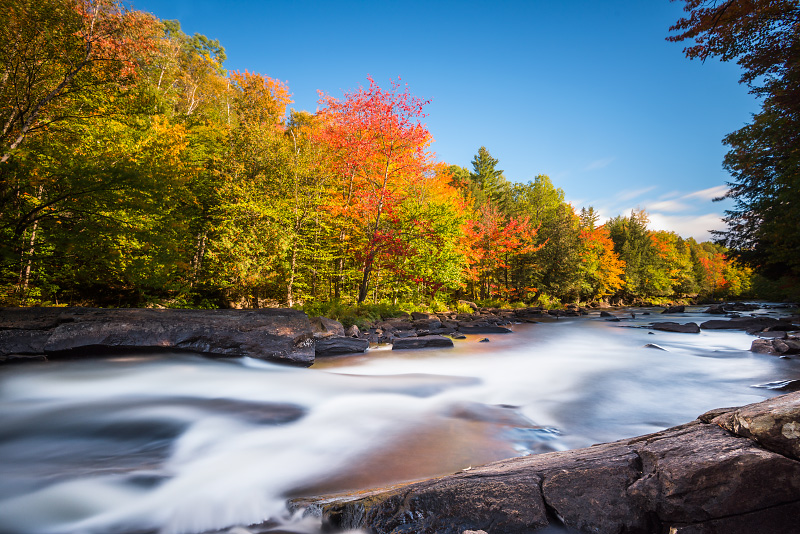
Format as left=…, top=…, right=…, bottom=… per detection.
left=0, top=307, right=315, bottom=366
left=310, top=316, right=345, bottom=338
left=458, top=325, right=512, bottom=334
left=307, top=392, right=800, bottom=534
left=392, top=335, right=454, bottom=350
left=650, top=321, right=700, bottom=333
left=315, top=336, right=369, bottom=357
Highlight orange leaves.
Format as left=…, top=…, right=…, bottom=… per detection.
left=229, top=70, right=292, bottom=127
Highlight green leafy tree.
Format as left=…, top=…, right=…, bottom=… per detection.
left=669, top=0, right=800, bottom=280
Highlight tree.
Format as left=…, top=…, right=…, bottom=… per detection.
left=317, top=76, right=434, bottom=303
left=0, top=0, right=157, bottom=164
left=668, top=0, right=800, bottom=279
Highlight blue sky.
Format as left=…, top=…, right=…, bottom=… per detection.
left=130, top=0, right=760, bottom=241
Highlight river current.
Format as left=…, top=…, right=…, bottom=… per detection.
left=1, top=305, right=798, bottom=534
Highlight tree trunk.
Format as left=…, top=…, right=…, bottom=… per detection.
left=287, top=245, right=297, bottom=307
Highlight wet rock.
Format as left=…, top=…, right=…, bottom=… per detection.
left=702, top=304, right=727, bottom=314
left=751, top=379, right=800, bottom=392
left=650, top=321, right=700, bottom=333
left=700, top=317, right=781, bottom=331
left=0, top=307, right=316, bottom=366
left=410, top=312, right=436, bottom=321
left=458, top=324, right=512, bottom=334
left=478, top=338, right=490, bottom=343
left=449, top=333, right=467, bottom=340
left=315, top=336, right=369, bottom=357
left=751, top=337, right=800, bottom=355
left=309, top=392, right=800, bottom=534
left=644, top=343, right=668, bottom=351
left=661, top=305, right=685, bottom=314
left=392, top=335, right=454, bottom=350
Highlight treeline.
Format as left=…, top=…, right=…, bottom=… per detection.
left=0, top=0, right=753, bottom=309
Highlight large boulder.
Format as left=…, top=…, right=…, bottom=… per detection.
left=303, top=392, right=800, bottom=534
left=650, top=321, right=701, bottom=333
left=0, top=307, right=315, bottom=366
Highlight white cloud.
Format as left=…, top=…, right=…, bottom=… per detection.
left=616, top=186, right=657, bottom=202
left=647, top=212, right=726, bottom=242
left=647, top=200, right=691, bottom=213
left=682, top=184, right=729, bottom=201
left=584, top=157, right=615, bottom=171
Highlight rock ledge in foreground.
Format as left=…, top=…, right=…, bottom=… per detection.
left=0, top=307, right=315, bottom=366
left=298, top=392, right=800, bottom=534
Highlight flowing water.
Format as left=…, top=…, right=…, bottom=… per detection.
left=1, top=306, right=799, bottom=534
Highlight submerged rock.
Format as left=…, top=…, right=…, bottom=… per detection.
left=300, top=392, right=800, bottom=534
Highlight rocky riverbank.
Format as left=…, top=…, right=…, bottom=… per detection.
left=293, top=392, right=800, bottom=534
left=2, top=302, right=797, bottom=365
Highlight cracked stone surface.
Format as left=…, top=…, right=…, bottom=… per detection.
left=300, top=392, right=800, bottom=533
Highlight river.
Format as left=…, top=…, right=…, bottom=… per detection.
left=1, top=305, right=798, bottom=534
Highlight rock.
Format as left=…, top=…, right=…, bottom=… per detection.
left=458, top=325, right=512, bottom=334
left=644, top=343, right=668, bottom=351
left=309, top=316, right=345, bottom=338
left=0, top=307, right=315, bottom=366
left=650, top=321, right=700, bottom=333
left=752, top=337, right=800, bottom=355
left=449, top=333, right=467, bottom=340
left=757, top=330, right=788, bottom=339
left=307, top=393, right=800, bottom=534
left=713, top=391, right=800, bottom=460
left=410, top=311, right=436, bottom=321
left=701, top=317, right=781, bottom=331
left=392, top=335, right=454, bottom=350
left=703, top=304, right=727, bottom=314
left=457, top=300, right=479, bottom=311
left=600, top=311, right=615, bottom=317
left=751, top=379, right=800, bottom=392
left=605, top=317, right=621, bottom=322
left=315, top=336, right=369, bottom=357
left=478, top=338, right=489, bottom=343
left=344, top=324, right=361, bottom=338
left=661, top=305, right=685, bottom=314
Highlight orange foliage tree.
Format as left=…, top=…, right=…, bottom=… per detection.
left=316, top=76, right=436, bottom=302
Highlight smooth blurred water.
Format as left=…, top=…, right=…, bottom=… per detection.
left=1, top=305, right=798, bottom=534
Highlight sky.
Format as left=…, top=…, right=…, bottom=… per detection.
left=130, top=0, right=760, bottom=242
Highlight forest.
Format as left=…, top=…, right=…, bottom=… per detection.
left=1, top=0, right=785, bottom=311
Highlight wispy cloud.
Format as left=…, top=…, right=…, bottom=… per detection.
left=682, top=184, right=729, bottom=201
left=616, top=186, right=657, bottom=202
left=584, top=157, right=615, bottom=171
left=648, top=200, right=691, bottom=213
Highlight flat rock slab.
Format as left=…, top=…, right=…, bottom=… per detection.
left=457, top=324, right=512, bottom=334
left=302, top=392, right=800, bottom=534
left=0, top=307, right=315, bottom=366
left=650, top=321, right=700, bottom=333
left=392, top=335, right=454, bottom=350
left=315, top=336, right=369, bottom=357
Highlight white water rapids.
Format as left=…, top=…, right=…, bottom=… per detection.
left=1, top=306, right=798, bottom=534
